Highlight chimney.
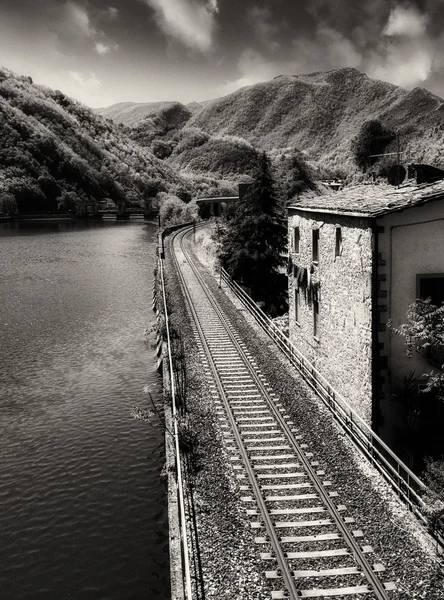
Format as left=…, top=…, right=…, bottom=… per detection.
left=412, top=164, right=444, bottom=185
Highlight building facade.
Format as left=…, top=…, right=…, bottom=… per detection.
left=288, top=181, right=444, bottom=442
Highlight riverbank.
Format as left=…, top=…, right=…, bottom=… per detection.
left=163, top=221, right=444, bottom=598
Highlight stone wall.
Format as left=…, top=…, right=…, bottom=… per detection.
left=288, top=209, right=374, bottom=424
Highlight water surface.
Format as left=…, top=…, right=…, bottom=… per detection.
left=0, top=220, right=169, bottom=599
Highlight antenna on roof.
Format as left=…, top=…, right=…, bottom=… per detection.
left=369, top=130, right=407, bottom=188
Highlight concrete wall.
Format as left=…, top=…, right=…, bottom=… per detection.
left=288, top=209, right=374, bottom=424
left=377, top=199, right=444, bottom=413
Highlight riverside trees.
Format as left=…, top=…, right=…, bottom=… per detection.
left=219, top=152, right=287, bottom=316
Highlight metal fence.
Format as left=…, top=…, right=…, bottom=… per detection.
left=220, top=267, right=434, bottom=529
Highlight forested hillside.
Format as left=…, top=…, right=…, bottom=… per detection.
left=187, top=68, right=444, bottom=174
left=0, top=67, right=190, bottom=215
left=100, top=68, right=444, bottom=178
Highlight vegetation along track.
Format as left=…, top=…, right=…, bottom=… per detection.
left=171, top=225, right=396, bottom=600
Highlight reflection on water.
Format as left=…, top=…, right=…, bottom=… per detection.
left=0, top=220, right=169, bottom=600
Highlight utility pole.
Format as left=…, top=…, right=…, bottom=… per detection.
left=396, top=130, right=400, bottom=189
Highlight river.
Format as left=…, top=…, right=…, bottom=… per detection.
left=0, top=220, right=169, bottom=599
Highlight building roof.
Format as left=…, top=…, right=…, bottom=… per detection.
left=288, top=179, right=444, bottom=218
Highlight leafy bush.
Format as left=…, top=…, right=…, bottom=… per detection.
left=172, top=127, right=210, bottom=155
left=170, top=133, right=260, bottom=178
left=159, top=194, right=199, bottom=227
left=0, top=191, right=18, bottom=216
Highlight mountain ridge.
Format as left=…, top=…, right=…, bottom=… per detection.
left=98, top=68, right=444, bottom=175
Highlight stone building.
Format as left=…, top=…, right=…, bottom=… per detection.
left=287, top=180, right=444, bottom=445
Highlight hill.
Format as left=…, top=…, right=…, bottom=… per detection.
left=0, top=67, right=191, bottom=215
left=168, top=130, right=260, bottom=179
left=96, top=100, right=191, bottom=128
left=187, top=68, right=444, bottom=174
left=100, top=68, right=444, bottom=177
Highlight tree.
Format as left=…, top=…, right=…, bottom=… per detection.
left=352, top=120, right=395, bottom=171
left=389, top=299, right=444, bottom=465
left=57, top=190, right=77, bottom=213
left=220, top=152, right=287, bottom=315
left=0, top=191, right=18, bottom=216
left=392, top=299, right=444, bottom=372
left=277, top=151, right=316, bottom=202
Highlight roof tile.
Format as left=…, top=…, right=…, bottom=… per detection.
left=288, top=180, right=444, bottom=217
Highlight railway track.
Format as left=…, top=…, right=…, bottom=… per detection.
left=171, top=225, right=396, bottom=600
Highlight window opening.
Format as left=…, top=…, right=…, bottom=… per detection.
left=335, top=227, right=342, bottom=257
left=312, top=229, right=319, bottom=262
left=293, top=227, right=300, bottom=253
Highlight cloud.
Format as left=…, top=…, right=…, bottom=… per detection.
left=367, top=44, right=433, bottom=87
left=63, top=1, right=96, bottom=39
left=95, top=42, right=119, bottom=54
left=143, top=0, right=218, bottom=52
left=292, top=26, right=362, bottom=73
left=217, top=48, right=277, bottom=96
left=383, top=4, right=429, bottom=37
left=366, top=4, right=433, bottom=87
left=218, top=25, right=363, bottom=97
left=247, top=6, right=279, bottom=52
left=106, top=6, right=119, bottom=20
left=68, top=70, right=101, bottom=90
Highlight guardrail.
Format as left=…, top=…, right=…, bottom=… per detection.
left=159, top=255, right=193, bottom=600
left=220, top=267, right=436, bottom=532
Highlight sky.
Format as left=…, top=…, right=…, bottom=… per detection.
left=1, top=0, right=444, bottom=108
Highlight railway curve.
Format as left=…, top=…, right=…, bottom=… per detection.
left=170, top=224, right=396, bottom=600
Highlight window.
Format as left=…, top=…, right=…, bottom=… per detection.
left=294, top=287, right=300, bottom=323
left=313, top=299, right=319, bottom=338
left=312, top=229, right=319, bottom=262
left=335, top=227, right=342, bottom=257
left=293, top=226, right=300, bottom=253
left=417, top=274, right=444, bottom=306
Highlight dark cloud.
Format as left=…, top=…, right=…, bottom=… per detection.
left=2, top=0, right=444, bottom=106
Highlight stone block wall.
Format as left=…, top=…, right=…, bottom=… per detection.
left=288, top=209, right=374, bottom=424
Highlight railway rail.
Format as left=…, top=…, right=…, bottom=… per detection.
left=170, top=224, right=396, bottom=600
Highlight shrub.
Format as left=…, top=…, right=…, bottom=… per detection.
left=0, top=191, right=18, bottom=216
left=159, top=194, right=198, bottom=227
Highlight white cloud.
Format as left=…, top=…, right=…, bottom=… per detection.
left=367, top=4, right=433, bottom=87
left=143, top=0, right=218, bottom=52
left=367, top=42, right=433, bottom=87
left=218, top=25, right=363, bottom=97
left=247, top=6, right=279, bottom=52
left=69, top=70, right=101, bottom=90
left=383, top=4, right=429, bottom=37
left=292, top=26, right=362, bottom=72
left=95, top=42, right=119, bottom=54
left=63, top=1, right=96, bottom=39
left=217, top=49, right=277, bottom=96
left=106, top=7, right=119, bottom=20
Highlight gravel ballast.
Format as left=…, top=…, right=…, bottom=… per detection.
left=165, top=222, right=444, bottom=600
